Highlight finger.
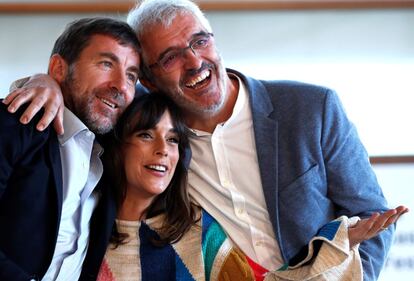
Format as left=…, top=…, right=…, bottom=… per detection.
left=6, top=88, right=38, bottom=114
left=362, top=212, right=380, bottom=233
left=52, top=105, right=65, bottom=135
left=2, top=88, right=23, bottom=105
left=383, top=206, right=409, bottom=228
left=367, top=207, right=408, bottom=236
left=35, top=102, right=60, bottom=132
left=4, top=88, right=31, bottom=112
left=368, top=209, right=398, bottom=235
left=353, top=212, right=388, bottom=238
left=395, top=205, right=410, bottom=215
left=380, top=206, right=407, bottom=227
left=19, top=95, right=49, bottom=125
left=349, top=213, right=379, bottom=240
left=348, top=208, right=405, bottom=247
left=348, top=217, right=376, bottom=247
left=383, top=215, right=400, bottom=229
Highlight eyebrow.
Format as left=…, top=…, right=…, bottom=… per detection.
left=98, top=52, right=140, bottom=75
left=98, top=52, right=119, bottom=62
left=154, top=125, right=179, bottom=135
left=156, top=31, right=211, bottom=62
left=141, top=125, right=177, bottom=132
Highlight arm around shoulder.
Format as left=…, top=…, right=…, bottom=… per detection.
left=3, top=73, right=64, bottom=135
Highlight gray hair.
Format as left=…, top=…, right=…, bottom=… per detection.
left=127, top=0, right=212, bottom=40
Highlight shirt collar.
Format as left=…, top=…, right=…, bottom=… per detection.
left=227, top=73, right=246, bottom=124
left=58, top=107, right=93, bottom=145
left=189, top=72, right=246, bottom=137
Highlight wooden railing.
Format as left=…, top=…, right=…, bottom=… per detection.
left=1, top=0, right=414, bottom=14
left=370, top=155, right=414, bottom=165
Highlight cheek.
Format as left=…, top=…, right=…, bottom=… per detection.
left=123, top=151, right=142, bottom=177
left=169, top=150, right=180, bottom=173
left=211, top=48, right=223, bottom=63
left=155, top=72, right=180, bottom=89
left=125, top=81, right=138, bottom=99
left=80, top=67, right=102, bottom=83
left=124, top=156, right=135, bottom=179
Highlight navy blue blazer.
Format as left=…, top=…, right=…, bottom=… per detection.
left=0, top=103, right=63, bottom=280
left=0, top=103, right=112, bottom=281
left=228, top=69, right=390, bottom=280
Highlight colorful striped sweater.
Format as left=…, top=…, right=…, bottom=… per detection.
left=97, top=211, right=362, bottom=281
left=97, top=209, right=256, bottom=281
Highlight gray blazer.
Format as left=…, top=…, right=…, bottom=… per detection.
left=229, top=69, right=391, bottom=281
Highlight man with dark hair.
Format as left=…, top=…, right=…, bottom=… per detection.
left=0, top=17, right=139, bottom=280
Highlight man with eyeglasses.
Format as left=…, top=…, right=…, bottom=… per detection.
left=3, top=0, right=408, bottom=280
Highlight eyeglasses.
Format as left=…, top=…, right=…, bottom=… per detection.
left=148, top=32, right=214, bottom=73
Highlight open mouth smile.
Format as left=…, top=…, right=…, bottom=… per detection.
left=99, top=97, right=118, bottom=109
left=185, top=69, right=211, bottom=89
left=145, top=164, right=168, bottom=172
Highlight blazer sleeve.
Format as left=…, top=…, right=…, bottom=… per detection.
left=320, top=90, right=391, bottom=281
left=0, top=104, right=45, bottom=281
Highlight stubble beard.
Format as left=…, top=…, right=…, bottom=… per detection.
left=62, top=71, right=118, bottom=135
left=159, top=59, right=227, bottom=118
left=81, top=96, right=116, bottom=135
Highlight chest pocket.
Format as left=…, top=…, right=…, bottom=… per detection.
left=278, top=164, right=332, bottom=259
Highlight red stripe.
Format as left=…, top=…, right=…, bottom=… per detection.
left=246, top=255, right=269, bottom=281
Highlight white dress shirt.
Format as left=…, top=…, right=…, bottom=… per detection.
left=188, top=75, right=283, bottom=270
left=41, top=108, right=103, bottom=281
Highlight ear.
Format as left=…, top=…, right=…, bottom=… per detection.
left=140, top=77, right=158, bottom=92
left=48, top=54, right=68, bottom=83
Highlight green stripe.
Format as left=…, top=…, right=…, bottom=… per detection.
left=202, top=221, right=227, bottom=281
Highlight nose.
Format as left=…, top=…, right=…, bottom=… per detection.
left=155, top=139, right=168, bottom=157
left=183, top=47, right=203, bottom=70
left=109, top=69, right=129, bottom=97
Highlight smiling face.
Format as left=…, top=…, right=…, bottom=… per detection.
left=60, top=34, right=140, bottom=134
left=140, top=13, right=229, bottom=119
left=122, top=110, right=180, bottom=202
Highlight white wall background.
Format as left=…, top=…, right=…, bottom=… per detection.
left=1, top=8, right=413, bottom=280
left=208, top=9, right=414, bottom=157
left=373, top=163, right=414, bottom=280
left=1, top=9, right=413, bottom=156
left=0, top=13, right=124, bottom=90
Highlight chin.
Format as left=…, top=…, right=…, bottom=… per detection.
left=201, top=98, right=224, bottom=114
left=83, top=111, right=113, bottom=133
left=153, top=184, right=169, bottom=194
left=90, top=122, right=113, bottom=135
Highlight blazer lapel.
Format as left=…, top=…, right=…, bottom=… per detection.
left=48, top=134, right=63, bottom=225
left=80, top=178, right=117, bottom=279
